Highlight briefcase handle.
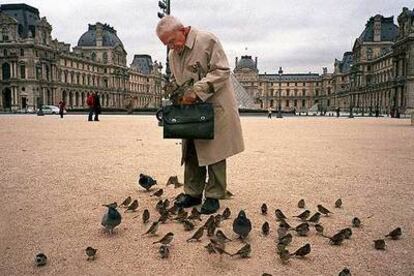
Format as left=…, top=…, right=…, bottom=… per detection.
left=156, top=108, right=163, bottom=122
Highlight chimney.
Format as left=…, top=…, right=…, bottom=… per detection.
left=255, top=57, right=258, bottom=69
left=323, top=67, right=327, bottom=74
left=235, top=57, right=238, bottom=68
left=96, top=23, right=103, bottom=47
left=373, top=15, right=382, bottom=42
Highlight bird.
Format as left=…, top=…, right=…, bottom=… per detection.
left=158, top=210, right=170, bottom=224
left=338, top=268, right=352, bottom=276
left=231, top=243, right=251, bottom=258
left=278, top=248, right=291, bottom=263
left=205, top=243, right=216, bottom=254
left=151, top=189, right=164, bottom=197
left=203, top=215, right=215, bottom=229
left=222, top=207, right=231, bottom=220
left=352, top=217, right=361, bottom=228
left=102, top=202, right=117, bottom=209
left=262, top=221, right=270, bottom=236
left=35, top=253, right=47, bottom=266
left=329, top=232, right=346, bottom=245
left=101, top=206, right=122, bottom=234
left=339, top=228, right=353, bottom=239
left=153, top=232, right=174, bottom=245
left=163, top=199, right=170, bottom=209
left=142, top=221, right=159, bottom=236
left=125, top=199, right=139, bottom=212
left=159, top=245, right=170, bottom=258
left=166, top=175, right=178, bottom=186
left=214, top=214, right=223, bottom=227
left=167, top=204, right=178, bottom=215
left=233, top=210, right=252, bottom=239
left=297, top=199, right=305, bottom=208
left=291, top=243, right=311, bottom=257
left=275, top=209, right=288, bottom=221
left=120, top=196, right=131, bottom=208
left=85, top=246, right=97, bottom=260
left=315, top=224, right=324, bottom=235
left=210, top=239, right=231, bottom=256
left=261, top=203, right=268, bottom=215
left=262, top=274, right=273, bottom=276
left=317, top=204, right=333, bottom=216
left=138, top=173, right=157, bottom=191
left=374, top=239, right=386, bottom=250
left=279, top=219, right=292, bottom=229
left=385, top=227, right=402, bottom=240
left=277, top=225, right=289, bottom=239
left=335, top=198, right=343, bottom=208
left=155, top=200, right=164, bottom=213
left=215, top=230, right=232, bottom=243
left=187, top=227, right=204, bottom=242
left=183, top=220, right=195, bottom=231
left=173, top=208, right=188, bottom=222
left=293, top=210, right=311, bottom=221
left=307, top=212, right=321, bottom=223
left=207, top=221, right=216, bottom=237
left=188, top=207, right=202, bottom=221
left=295, top=222, right=310, bottom=236
left=142, top=209, right=150, bottom=224
left=278, top=233, right=293, bottom=247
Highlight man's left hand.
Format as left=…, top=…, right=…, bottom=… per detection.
left=181, top=91, right=198, bottom=105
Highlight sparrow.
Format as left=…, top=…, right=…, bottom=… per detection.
left=295, top=222, right=310, bottom=236
left=159, top=245, right=170, bottom=258
left=261, top=203, right=268, bottom=215
left=293, top=210, right=311, bottom=221
left=277, top=225, right=289, bottom=239
left=102, top=202, right=118, bottom=209
left=329, top=232, right=346, bottom=245
left=275, top=209, right=288, bottom=221
left=163, top=199, right=170, bottom=209
left=203, top=215, right=215, bottom=229
left=231, top=243, right=251, bottom=258
left=278, top=233, right=293, bottom=247
left=339, top=228, right=353, bottom=239
left=214, top=214, right=223, bottom=227
left=374, top=239, right=386, bottom=250
left=155, top=200, right=164, bottom=214
left=207, top=221, right=216, bottom=237
left=173, top=208, right=188, bottom=222
left=277, top=248, right=290, bottom=263
left=142, top=221, right=159, bottom=236
left=85, top=246, right=97, bottom=260
left=307, top=212, right=321, bottom=224
left=101, top=206, right=122, bottom=234
left=224, top=190, right=234, bottom=199
left=262, top=221, right=270, bottom=236
left=291, top=243, right=311, bottom=257
left=158, top=210, right=170, bottom=224
left=120, top=196, right=131, bottom=208
left=35, top=253, right=47, bottom=266
left=338, top=268, right=352, bottom=276
left=233, top=210, right=252, bottom=239
left=153, top=232, right=174, bottom=245
left=151, top=189, right=164, bottom=198
left=183, top=220, right=195, bottom=231
left=187, top=227, right=204, bottom=242
left=352, top=217, right=361, bottom=228
left=138, top=173, right=157, bottom=191
left=188, top=207, right=202, bottom=221
left=297, top=199, right=305, bottom=209
left=166, top=175, right=179, bottom=186
left=142, top=209, right=150, bottom=224
left=335, top=198, right=342, bottom=208
left=210, top=239, right=231, bottom=256
left=317, top=204, right=333, bottom=216
left=167, top=204, right=178, bottom=215
left=279, top=219, right=292, bottom=229
left=125, top=199, right=139, bottom=212
left=315, top=224, right=324, bottom=235
left=215, top=229, right=232, bottom=243
left=222, top=207, right=231, bottom=220
left=205, top=243, right=216, bottom=254
left=385, top=227, right=402, bottom=240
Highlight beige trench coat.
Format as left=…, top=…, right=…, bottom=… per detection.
left=169, top=27, right=244, bottom=166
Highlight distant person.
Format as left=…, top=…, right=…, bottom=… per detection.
left=87, top=93, right=95, bottom=121
left=93, top=92, right=101, bottom=121
left=58, top=100, right=66, bottom=118
left=336, top=107, right=340, bottom=118
left=267, top=107, right=272, bottom=119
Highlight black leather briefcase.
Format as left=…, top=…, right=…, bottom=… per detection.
left=156, top=103, right=214, bottom=139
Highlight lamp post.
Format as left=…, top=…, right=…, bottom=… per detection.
left=277, top=66, right=283, bottom=118
left=157, top=0, right=171, bottom=81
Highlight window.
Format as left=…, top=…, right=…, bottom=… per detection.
left=295, top=82, right=297, bottom=86
left=20, top=48, right=24, bottom=56
left=1, top=28, right=9, bottom=41
left=286, top=100, right=290, bottom=107
left=302, top=89, right=306, bottom=96
left=20, top=65, right=26, bottom=79
left=294, top=99, right=297, bottom=107
left=302, top=82, right=305, bottom=86
left=286, top=89, right=290, bottom=96
left=2, top=63, right=11, bottom=80
left=315, top=90, right=319, bottom=97
left=302, top=99, right=306, bottom=107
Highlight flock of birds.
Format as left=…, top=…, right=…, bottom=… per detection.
left=34, top=173, right=403, bottom=276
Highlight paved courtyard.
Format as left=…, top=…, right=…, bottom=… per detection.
left=0, top=114, right=413, bottom=276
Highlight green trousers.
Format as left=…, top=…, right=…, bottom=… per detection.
left=184, top=140, right=226, bottom=199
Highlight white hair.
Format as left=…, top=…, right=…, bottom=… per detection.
left=156, top=15, right=184, bottom=38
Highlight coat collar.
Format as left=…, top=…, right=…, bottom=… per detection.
left=184, top=27, right=197, bottom=50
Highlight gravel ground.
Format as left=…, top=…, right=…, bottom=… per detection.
left=0, top=114, right=413, bottom=276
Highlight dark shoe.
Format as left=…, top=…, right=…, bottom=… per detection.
left=200, top=198, right=220, bottom=214
left=174, top=194, right=202, bottom=208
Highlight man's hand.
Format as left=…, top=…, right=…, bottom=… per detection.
left=180, top=91, right=198, bottom=105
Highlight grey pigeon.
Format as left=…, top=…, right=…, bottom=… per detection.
left=138, top=173, right=157, bottom=191
left=233, top=210, right=252, bottom=239
left=101, top=206, right=122, bottom=234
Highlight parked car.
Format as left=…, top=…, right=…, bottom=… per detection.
left=37, top=105, right=66, bottom=114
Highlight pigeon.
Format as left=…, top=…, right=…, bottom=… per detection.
left=138, top=173, right=157, bottom=191
left=205, top=243, right=216, bottom=254
left=159, top=245, right=170, bottom=258
left=142, top=209, right=150, bottom=223
left=385, top=227, right=402, bottom=240
left=231, top=243, right=251, bottom=258
left=277, top=248, right=291, bottom=263
left=297, top=199, right=305, bottom=208
left=338, top=268, right=352, bottom=276
left=85, top=247, right=97, bottom=260
left=101, top=206, right=122, bottom=234
left=35, top=253, right=47, bottom=266
left=293, top=210, right=311, bottom=221
left=120, top=196, right=132, bottom=208
left=125, top=199, right=139, bottom=212
left=352, top=217, right=361, bottom=228
left=308, top=212, right=321, bottom=223
left=188, top=207, right=202, bottom=221
left=233, top=210, right=252, bottom=239
left=278, top=233, right=293, bottom=247
left=102, top=202, right=118, bottom=209
left=151, top=189, right=164, bottom=197
left=153, top=232, right=174, bottom=245
left=339, top=228, right=353, bottom=239
left=335, top=198, right=342, bottom=208
left=315, top=224, right=324, bottom=235
left=275, top=209, right=288, bottom=221
left=329, top=232, right=346, bottom=245
left=262, top=222, right=270, bottom=236
left=183, top=220, right=195, bottom=231
left=222, top=207, right=231, bottom=220
left=374, top=239, right=386, bottom=250
left=317, top=204, right=333, bottom=216
left=295, top=222, right=310, bottom=236
left=187, top=227, right=204, bottom=242
left=261, top=203, right=268, bottom=215
left=142, top=221, right=159, bottom=236
left=291, top=243, right=311, bottom=257
left=215, top=230, right=232, bottom=243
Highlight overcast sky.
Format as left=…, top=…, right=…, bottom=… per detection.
left=2, top=0, right=412, bottom=74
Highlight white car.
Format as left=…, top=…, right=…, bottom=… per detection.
left=38, top=105, right=66, bottom=114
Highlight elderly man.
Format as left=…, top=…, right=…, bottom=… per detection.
left=156, top=16, right=244, bottom=214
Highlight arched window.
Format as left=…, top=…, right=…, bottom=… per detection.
left=2, top=63, right=11, bottom=80
left=1, top=28, right=9, bottom=42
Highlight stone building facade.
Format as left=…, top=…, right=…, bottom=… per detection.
left=0, top=4, right=163, bottom=112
